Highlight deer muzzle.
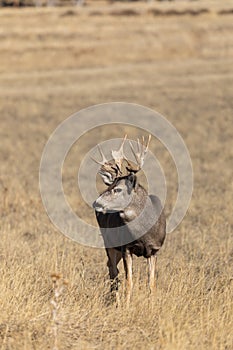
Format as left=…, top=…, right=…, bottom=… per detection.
left=92, top=200, right=105, bottom=213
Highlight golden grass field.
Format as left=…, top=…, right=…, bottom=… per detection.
left=0, top=1, right=233, bottom=349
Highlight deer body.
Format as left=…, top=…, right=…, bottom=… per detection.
left=92, top=137, right=166, bottom=304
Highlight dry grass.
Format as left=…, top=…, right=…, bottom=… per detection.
left=0, top=1, right=233, bottom=349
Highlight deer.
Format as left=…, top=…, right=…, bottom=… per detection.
left=92, top=135, right=166, bottom=305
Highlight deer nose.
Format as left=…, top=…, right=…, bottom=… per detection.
left=92, top=200, right=104, bottom=212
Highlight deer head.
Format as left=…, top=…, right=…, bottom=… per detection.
left=92, top=135, right=151, bottom=214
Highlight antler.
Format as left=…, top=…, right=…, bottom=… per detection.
left=91, top=144, right=121, bottom=186
left=92, top=135, right=151, bottom=185
left=128, top=135, right=151, bottom=172
left=111, top=134, right=127, bottom=171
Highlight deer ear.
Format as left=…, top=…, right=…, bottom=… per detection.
left=126, top=174, right=137, bottom=193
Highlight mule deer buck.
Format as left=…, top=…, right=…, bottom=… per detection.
left=92, top=135, right=166, bottom=304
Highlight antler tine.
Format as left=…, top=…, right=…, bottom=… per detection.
left=111, top=134, right=127, bottom=170
left=90, top=155, right=103, bottom=166
left=144, top=134, right=151, bottom=153
left=129, top=140, right=140, bottom=166
left=91, top=144, right=109, bottom=165
left=97, top=144, right=108, bottom=164
left=129, top=134, right=151, bottom=170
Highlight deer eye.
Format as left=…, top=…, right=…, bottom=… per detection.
left=113, top=188, right=122, bottom=194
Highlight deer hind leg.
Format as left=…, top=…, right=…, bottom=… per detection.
left=122, top=248, right=133, bottom=307
left=106, top=248, right=122, bottom=303
left=148, top=255, right=157, bottom=294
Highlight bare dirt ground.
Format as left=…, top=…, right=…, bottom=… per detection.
left=0, top=1, right=233, bottom=349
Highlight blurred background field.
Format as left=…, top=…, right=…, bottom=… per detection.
left=0, top=1, right=233, bottom=349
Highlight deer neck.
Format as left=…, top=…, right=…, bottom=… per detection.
left=119, top=185, right=147, bottom=223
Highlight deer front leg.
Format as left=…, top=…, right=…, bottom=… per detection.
left=106, top=248, right=122, bottom=302
left=148, top=255, right=157, bottom=294
left=122, top=248, right=133, bottom=307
